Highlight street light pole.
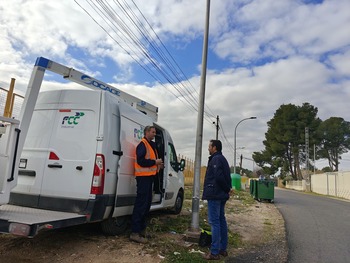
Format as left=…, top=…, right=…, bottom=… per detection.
left=233, top=117, right=257, bottom=174
left=190, top=0, right=211, bottom=232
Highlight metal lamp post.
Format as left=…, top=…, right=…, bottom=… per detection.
left=233, top=117, right=257, bottom=174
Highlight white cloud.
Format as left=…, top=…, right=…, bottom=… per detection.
left=328, top=50, right=350, bottom=77
left=211, top=0, right=350, bottom=64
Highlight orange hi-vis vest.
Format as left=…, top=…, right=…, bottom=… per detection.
left=134, top=138, right=158, bottom=176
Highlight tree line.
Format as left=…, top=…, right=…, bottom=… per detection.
left=252, top=103, right=350, bottom=180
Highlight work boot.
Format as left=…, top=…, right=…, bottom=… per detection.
left=202, top=253, right=220, bottom=260
left=140, top=229, right=152, bottom=239
left=219, top=250, right=228, bottom=257
left=130, top=232, right=148, bottom=244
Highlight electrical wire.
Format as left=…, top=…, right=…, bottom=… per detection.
left=74, top=0, right=216, bottom=123
left=218, top=121, right=234, bottom=155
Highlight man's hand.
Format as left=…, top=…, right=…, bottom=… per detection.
left=156, top=159, right=164, bottom=170
left=155, top=158, right=163, bottom=165
left=229, top=189, right=235, bottom=196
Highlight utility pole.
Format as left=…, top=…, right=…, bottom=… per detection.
left=239, top=154, right=243, bottom=172
left=213, top=115, right=219, bottom=140
left=314, top=144, right=316, bottom=174
left=305, top=127, right=310, bottom=191
left=190, top=0, right=211, bottom=233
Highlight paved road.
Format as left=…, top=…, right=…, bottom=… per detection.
left=275, top=188, right=350, bottom=263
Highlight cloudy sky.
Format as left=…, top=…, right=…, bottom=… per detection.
left=1, top=0, right=350, bottom=171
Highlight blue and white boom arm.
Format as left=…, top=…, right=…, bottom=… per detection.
left=34, top=57, right=158, bottom=120
left=16, top=57, right=158, bottom=178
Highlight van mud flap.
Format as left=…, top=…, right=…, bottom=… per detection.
left=0, top=204, right=87, bottom=237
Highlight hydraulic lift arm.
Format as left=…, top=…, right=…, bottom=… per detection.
left=1, top=57, right=158, bottom=206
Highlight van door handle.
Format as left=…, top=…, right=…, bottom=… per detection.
left=169, top=173, right=173, bottom=177
left=76, top=166, right=83, bottom=171
left=48, top=164, right=63, bottom=168
left=8, top=128, right=21, bottom=182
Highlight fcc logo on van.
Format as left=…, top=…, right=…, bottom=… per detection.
left=61, top=112, right=85, bottom=128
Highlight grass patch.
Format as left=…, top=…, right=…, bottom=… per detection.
left=227, top=189, right=256, bottom=215
left=234, top=190, right=256, bottom=206
left=149, top=214, right=192, bottom=234
left=184, top=188, right=193, bottom=200
left=144, top=185, right=250, bottom=261
left=228, top=231, right=243, bottom=248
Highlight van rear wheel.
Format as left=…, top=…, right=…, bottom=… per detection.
left=101, top=216, right=129, bottom=235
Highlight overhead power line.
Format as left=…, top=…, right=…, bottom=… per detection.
left=74, top=0, right=217, bottom=124
left=218, top=121, right=234, bottom=155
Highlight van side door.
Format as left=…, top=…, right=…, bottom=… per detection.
left=163, top=141, right=184, bottom=207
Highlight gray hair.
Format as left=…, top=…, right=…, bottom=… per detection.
left=144, top=125, right=156, bottom=135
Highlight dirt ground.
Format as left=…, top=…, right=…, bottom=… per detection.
left=0, top=190, right=288, bottom=263
left=227, top=196, right=288, bottom=263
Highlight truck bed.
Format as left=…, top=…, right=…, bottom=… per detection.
left=0, top=204, right=87, bottom=237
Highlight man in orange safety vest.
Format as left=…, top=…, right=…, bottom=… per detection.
left=130, top=125, right=163, bottom=243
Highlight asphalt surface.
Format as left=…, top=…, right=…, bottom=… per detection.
left=275, top=188, right=350, bottom=263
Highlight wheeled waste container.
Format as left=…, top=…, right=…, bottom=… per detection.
left=250, top=179, right=258, bottom=199
left=256, top=180, right=274, bottom=203
left=231, top=173, right=241, bottom=190
left=249, top=179, right=254, bottom=195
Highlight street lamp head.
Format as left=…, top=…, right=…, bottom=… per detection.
left=233, top=116, right=257, bottom=174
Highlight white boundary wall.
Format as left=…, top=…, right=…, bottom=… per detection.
left=311, top=171, right=350, bottom=200
left=285, top=180, right=306, bottom=191
left=285, top=172, right=350, bottom=200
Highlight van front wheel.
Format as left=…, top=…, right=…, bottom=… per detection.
left=101, top=216, right=129, bottom=236
left=171, top=190, right=184, bottom=215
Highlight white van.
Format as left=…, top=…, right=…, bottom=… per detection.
left=0, top=58, right=185, bottom=237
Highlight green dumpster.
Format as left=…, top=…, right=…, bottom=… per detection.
left=249, top=179, right=258, bottom=199
left=252, top=180, right=258, bottom=199
left=231, top=173, right=241, bottom=190
left=256, top=180, right=274, bottom=203
left=249, top=180, right=254, bottom=195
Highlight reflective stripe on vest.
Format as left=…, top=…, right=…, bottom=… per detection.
left=134, top=138, right=158, bottom=176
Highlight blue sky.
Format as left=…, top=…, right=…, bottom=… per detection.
left=1, top=0, right=350, bottom=171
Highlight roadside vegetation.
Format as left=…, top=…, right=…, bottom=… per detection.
left=141, top=186, right=255, bottom=262
left=0, top=185, right=287, bottom=263
left=253, top=103, right=350, bottom=179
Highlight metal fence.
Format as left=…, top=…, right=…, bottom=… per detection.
left=0, top=87, right=24, bottom=119
left=178, top=155, right=206, bottom=186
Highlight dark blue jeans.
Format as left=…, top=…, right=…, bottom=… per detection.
left=207, top=200, right=228, bottom=255
left=131, top=176, right=154, bottom=233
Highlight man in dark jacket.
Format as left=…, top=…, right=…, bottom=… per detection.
left=202, top=140, right=232, bottom=260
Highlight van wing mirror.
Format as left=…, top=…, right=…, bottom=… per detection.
left=179, top=159, right=186, bottom=171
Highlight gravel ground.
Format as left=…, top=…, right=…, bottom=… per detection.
left=225, top=194, right=288, bottom=263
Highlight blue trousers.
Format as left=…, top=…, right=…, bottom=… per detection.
left=207, top=200, right=228, bottom=255
left=131, top=176, right=154, bottom=233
